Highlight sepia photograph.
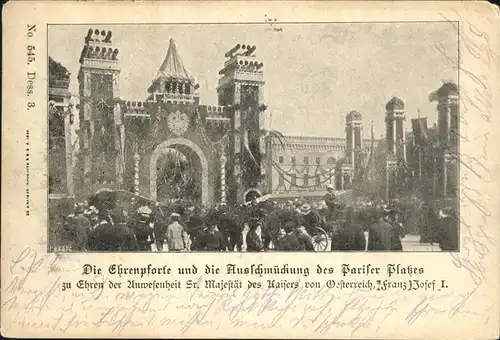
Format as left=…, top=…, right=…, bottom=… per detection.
left=48, top=22, right=459, bottom=253
left=3, top=2, right=498, bottom=338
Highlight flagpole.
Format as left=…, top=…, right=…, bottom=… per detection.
left=418, top=146, right=422, bottom=181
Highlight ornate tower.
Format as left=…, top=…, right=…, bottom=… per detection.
left=77, top=28, right=122, bottom=198
left=345, top=110, right=363, bottom=183
left=146, top=38, right=200, bottom=105
left=429, top=81, right=458, bottom=199
left=217, top=44, right=265, bottom=204
left=384, top=97, right=406, bottom=200
left=385, top=97, right=406, bottom=159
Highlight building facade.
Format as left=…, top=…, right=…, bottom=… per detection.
left=71, top=29, right=267, bottom=207
left=49, top=28, right=458, bottom=209
left=48, top=57, right=79, bottom=218
left=266, top=132, right=381, bottom=200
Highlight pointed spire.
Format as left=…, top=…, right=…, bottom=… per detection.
left=156, top=38, right=194, bottom=83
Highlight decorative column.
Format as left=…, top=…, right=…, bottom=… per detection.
left=220, top=144, right=227, bottom=204
left=392, top=119, right=397, bottom=152
left=113, top=73, right=123, bottom=187
left=65, top=103, right=74, bottom=197
left=385, top=159, right=398, bottom=201
left=400, top=118, right=407, bottom=162
left=133, top=144, right=140, bottom=195
left=351, top=127, right=355, bottom=170
left=340, top=169, right=344, bottom=191
left=82, top=71, right=93, bottom=194
left=385, top=166, right=389, bottom=202
left=417, top=145, right=422, bottom=181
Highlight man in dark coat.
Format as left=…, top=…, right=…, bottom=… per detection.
left=420, top=203, right=439, bottom=244
left=323, top=184, right=337, bottom=220
left=72, top=204, right=92, bottom=251
left=386, top=208, right=405, bottom=251
left=276, top=219, right=302, bottom=251
left=113, top=209, right=139, bottom=251
left=88, top=204, right=138, bottom=251
left=186, top=207, right=205, bottom=251
left=246, top=217, right=263, bottom=252
left=331, top=208, right=366, bottom=251
left=152, top=204, right=168, bottom=251
left=200, top=217, right=227, bottom=251
left=298, top=204, right=323, bottom=234
left=128, top=206, right=155, bottom=251
left=437, top=206, right=459, bottom=251
left=218, top=205, right=242, bottom=252
left=367, top=208, right=393, bottom=251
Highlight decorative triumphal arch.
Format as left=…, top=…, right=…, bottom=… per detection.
left=75, top=29, right=266, bottom=206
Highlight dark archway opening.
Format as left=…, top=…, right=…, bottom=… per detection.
left=155, top=144, right=202, bottom=206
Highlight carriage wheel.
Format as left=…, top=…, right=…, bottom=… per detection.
left=312, top=227, right=328, bottom=252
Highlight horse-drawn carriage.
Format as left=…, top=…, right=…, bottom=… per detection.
left=248, top=200, right=337, bottom=252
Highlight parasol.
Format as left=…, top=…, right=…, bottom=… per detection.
left=88, top=188, right=118, bottom=212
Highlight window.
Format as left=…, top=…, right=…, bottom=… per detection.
left=304, top=156, right=309, bottom=164
left=278, top=156, right=284, bottom=163
left=316, top=157, right=321, bottom=164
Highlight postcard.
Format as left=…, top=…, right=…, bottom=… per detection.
left=1, top=1, right=499, bottom=338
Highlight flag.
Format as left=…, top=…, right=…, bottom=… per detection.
left=411, top=117, right=429, bottom=146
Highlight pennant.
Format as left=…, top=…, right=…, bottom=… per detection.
left=411, top=117, right=429, bottom=146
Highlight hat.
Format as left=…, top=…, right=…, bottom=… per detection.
left=327, top=184, right=334, bottom=190
left=137, top=205, right=152, bottom=215
left=171, top=212, right=180, bottom=217
left=298, top=204, right=312, bottom=215
left=74, top=203, right=86, bottom=215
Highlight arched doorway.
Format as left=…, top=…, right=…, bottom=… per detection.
left=155, top=148, right=202, bottom=204
left=150, top=138, right=209, bottom=206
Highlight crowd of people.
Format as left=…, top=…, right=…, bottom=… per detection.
left=49, top=185, right=459, bottom=252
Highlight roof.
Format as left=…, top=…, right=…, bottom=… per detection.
left=385, top=97, right=405, bottom=111
left=429, top=81, right=458, bottom=102
left=156, top=38, right=194, bottom=83
left=346, top=110, right=362, bottom=122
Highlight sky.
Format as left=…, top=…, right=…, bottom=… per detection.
left=48, top=23, right=458, bottom=139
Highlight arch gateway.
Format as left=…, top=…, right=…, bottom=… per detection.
left=150, top=138, right=210, bottom=206
left=74, top=30, right=267, bottom=206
